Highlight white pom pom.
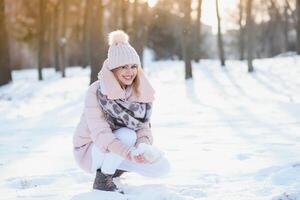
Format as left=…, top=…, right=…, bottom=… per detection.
left=108, top=30, right=129, bottom=45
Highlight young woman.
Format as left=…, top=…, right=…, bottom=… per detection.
left=73, top=30, right=170, bottom=192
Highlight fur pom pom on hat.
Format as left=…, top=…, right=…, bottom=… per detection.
left=107, top=30, right=141, bottom=70
left=108, top=30, right=129, bottom=45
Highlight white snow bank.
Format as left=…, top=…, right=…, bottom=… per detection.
left=1, top=56, right=300, bottom=200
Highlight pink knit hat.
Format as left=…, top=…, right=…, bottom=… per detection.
left=107, top=30, right=141, bottom=70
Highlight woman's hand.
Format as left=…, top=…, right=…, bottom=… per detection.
left=133, top=154, right=149, bottom=164
left=128, top=147, right=149, bottom=163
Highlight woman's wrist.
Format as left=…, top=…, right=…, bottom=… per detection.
left=135, top=136, right=151, bottom=147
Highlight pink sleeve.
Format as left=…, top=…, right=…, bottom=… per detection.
left=135, top=121, right=153, bottom=146
left=84, top=82, right=131, bottom=158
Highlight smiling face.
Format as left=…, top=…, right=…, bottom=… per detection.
left=112, top=64, right=139, bottom=89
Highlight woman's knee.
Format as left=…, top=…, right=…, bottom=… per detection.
left=114, top=127, right=137, bottom=147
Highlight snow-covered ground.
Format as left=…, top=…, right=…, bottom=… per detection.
left=0, top=55, right=300, bottom=200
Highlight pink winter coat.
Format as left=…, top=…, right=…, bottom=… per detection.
left=73, top=59, right=155, bottom=173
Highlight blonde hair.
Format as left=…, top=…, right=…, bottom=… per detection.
left=132, top=66, right=141, bottom=97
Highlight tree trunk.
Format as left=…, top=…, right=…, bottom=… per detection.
left=296, top=0, right=300, bottom=54
left=181, top=0, right=193, bottom=79
left=43, top=2, right=52, bottom=68
left=49, top=5, right=55, bottom=67
left=195, top=0, right=202, bottom=62
left=82, top=0, right=91, bottom=68
left=37, top=0, right=45, bottom=80
left=131, top=1, right=149, bottom=68
left=141, top=2, right=151, bottom=67
left=238, top=0, right=245, bottom=60
left=131, top=0, right=139, bottom=47
left=53, top=3, right=60, bottom=71
left=283, top=0, right=289, bottom=51
left=59, top=0, right=67, bottom=77
left=89, top=0, right=105, bottom=84
left=246, top=0, right=254, bottom=72
left=0, top=0, right=12, bottom=86
left=216, top=0, right=225, bottom=66
left=268, top=0, right=282, bottom=56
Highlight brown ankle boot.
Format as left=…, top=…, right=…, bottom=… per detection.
left=112, top=169, right=127, bottom=178
left=93, top=169, right=117, bottom=191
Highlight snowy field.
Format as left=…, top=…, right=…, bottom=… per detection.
left=0, top=55, right=300, bottom=200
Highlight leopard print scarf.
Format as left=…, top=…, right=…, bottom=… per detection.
left=97, top=86, right=152, bottom=131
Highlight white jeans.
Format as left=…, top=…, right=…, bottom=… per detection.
left=91, top=127, right=170, bottom=177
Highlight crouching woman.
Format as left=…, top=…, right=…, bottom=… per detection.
left=72, top=30, right=170, bottom=192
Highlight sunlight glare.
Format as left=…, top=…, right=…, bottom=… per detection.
left=202, top=0, right=238, bottom=33
left=147, top=0, right=158, bottom=8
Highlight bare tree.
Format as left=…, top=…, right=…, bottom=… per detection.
left=181, top=0, right=193, bottom=79
left=267, top=0, right=283, bottom=56
left=283, top=0, right=290, bottom=51
left=82, top=0, right=92, bottom=68
left=37, top=0, right=46, bottom=80
left=139, top=2, right=150, bottom=66
left=131, top=0, right=140, bottom=52
left=0, top=0, right=12, bottom=86
left=246, top=0, right=254, bottom=72
left=131, top=1, right=150, bottom=67
left=52, top=2, right=60, bottom=71
left=195, top=0, right=203, bottom=62
left=283, top=0, right=298, bottom=52
left=238, top=0, right=246, bottom=60
left=296, top=0, right=300, bottom=54
left=58, top=0, right=67, bottom=77
left=216, top=0, right=225, bottom=66
left=89, top=0, right=105, bottom=84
